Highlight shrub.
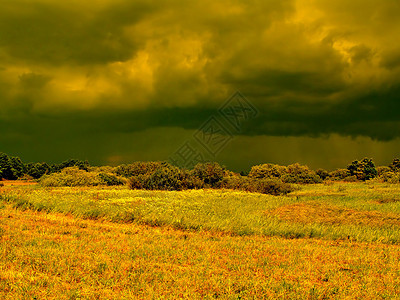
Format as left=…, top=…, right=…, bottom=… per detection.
left=248, top=163, right=287, bottom=179
left=389, top=159, right=400, bottom=173
left=329, top=169, right=351, bottom=181
left=40, top=167, right=126, bottom=187
left=377, top=166, right=391, bottom=176
left=0, top=153, right=26, bottom=180
left=179, top=170, right=204, bottom=190
left=115, top=162, right=163, bottom=178
left=128, top=163, right=195, bottom=191
left=316, top=169, right=329, bottom=180
left=51, top=159, right=90, bottom=173
left=378, top=171, right=400, bottom=183
left=97, top=173, right=126, bottom=186
left=40, top=167, right=102, bottom=187
left=281, top=163, right=322, bottom=184
left=347, top=158, right=377, bottom=181
left=25, top=162, right=51, bottom=179
left=191, top=162, right=226, bottom=188
left=144, top=164, right=183, bottom=191
left=220, top=174, right=295, bottom=195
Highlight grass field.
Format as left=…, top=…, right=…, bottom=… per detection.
left=1, top=182, right=400, bottom=299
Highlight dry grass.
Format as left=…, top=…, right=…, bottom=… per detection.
left=1, top=204, right=400, bottom=299
left=268, top=202, right=400, bottom=227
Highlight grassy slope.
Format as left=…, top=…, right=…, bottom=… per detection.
left=1, top=182, right=400, bottom=243
left=1, top=204, right=399, bottom=299
left=0, top=182, right=400, bottom=298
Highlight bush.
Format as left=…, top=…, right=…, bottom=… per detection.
left=377, top=166, right=391, bottom=176
left=179, top=170, right=204, bottom=190
left=0, top=153, right=25, bottom=180
left=220, top=174, right=295, bottom=195
left=191, top=162, right=226, bottom=188
left=97, top=173, right=126, bottom=186
left=144, top=164, right=183, bottom=191
left=40, top=167, right=126, bottom=187
left=248, top=163, right=287, bottom=179
left=316, top=169, right=329, bottom=180
left=25, top=162, right=51, bottom=179
left=51, top=159, right=90, bottom=173
left=128, top=163, right=197, bottom=191
left=329, top=169, right=351, bottom=181
left=281, top=163, right=322, bottom=184
left=347, top=158, right=377, bottom=181
left=389, top=159, right=400, bottom=173
left=378, top=171, right=400, bottom=183
left=115, top=162, right=163, bottom=178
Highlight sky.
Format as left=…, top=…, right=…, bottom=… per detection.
left=1, top=0, right=400, bottom=171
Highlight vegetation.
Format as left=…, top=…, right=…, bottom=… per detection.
left=2, top=151, right=400, bottom=298
left=1, top=182, right=400, bottom=298
left=39, top=167, right=126, bottom=187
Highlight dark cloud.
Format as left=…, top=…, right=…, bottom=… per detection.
left=1, top=0, right=400, bottom=169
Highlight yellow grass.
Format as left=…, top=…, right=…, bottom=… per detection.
left=1, top=182, right=400, bottom=298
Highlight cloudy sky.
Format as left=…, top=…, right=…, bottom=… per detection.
left=1, top=0, right=400, bottom=171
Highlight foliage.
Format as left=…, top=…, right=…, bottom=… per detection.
left=347, top=158, right=377, bottom=181
left=97, top=173, right=127, bottom=186
left=51, top=159, right=90, bottom=173
left=389, top=158, right=400, bottom=173
left=329, top=168, right=351, bottom=181
left=40, top=167, right=125, bottom=187
left=378, top=171, right=400, bottom=183
left=128, top=163, right=204, bottom=191
left=316, top=168, right=329, bottom=180
left=25, top=162, right=51, bottom=179
left=281, top=163, right=322, bottom=184
left=248, top=163, right=287, bottom=179
left=0, top=152, right=25, bottom=180
left=114, top=162, right=164, bottom=178
left=191, top=162, right=226, bottom=188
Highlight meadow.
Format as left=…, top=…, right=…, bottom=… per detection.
left=1, top=181, right=400, bottom=299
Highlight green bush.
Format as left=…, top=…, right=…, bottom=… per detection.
left=281, top=163, right=322, bottom=184
left=316, top=169, right=329, bottom=180
left=25, top=162, right=51, bottom=179
left=328, top=169, right=351, bottom=181
left=248, top=163, right=287, bottom=179
left=377, top=166, right=391, bottom=176
left=347, top=158, right=377, bottom=181
left=389, top=158, right=400, bottom=173
left=128, top=163, right=198, bottom=191
left=0, top=153, right=25, bottom=180
left=97, top=173, right=126, bottom=186
left=115, top=162, right=163, bottom=178
left=378, top=171, right=400, bottom=183
left=220, top=175, right=295, bottom=195
left=40, top=167, right=126, bottom=187
left=191, top=162, right=226, bottom=188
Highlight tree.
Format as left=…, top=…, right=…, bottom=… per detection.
left=191, top=162, right=226, bottom=187
left=347, top=158, right=377, bottom=181
left=0, top=153, right=25, bottom=180
left=25, top=162, right=51, bottom=179
left=389, top=158, right=400, bottom=172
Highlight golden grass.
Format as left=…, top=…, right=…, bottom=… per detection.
left=1, top=203, right=400, bottom=299
left=268, top=202, right=400, bottom=227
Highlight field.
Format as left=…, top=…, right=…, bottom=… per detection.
left=1, top=182, right=400, bottom=299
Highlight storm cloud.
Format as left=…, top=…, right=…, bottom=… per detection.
left=1, top=0, right=400, bottom=170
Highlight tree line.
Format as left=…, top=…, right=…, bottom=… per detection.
left=2, top=152, right=400, bottom=191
